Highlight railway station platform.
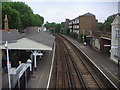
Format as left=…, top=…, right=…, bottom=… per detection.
left=27, top=50, right=53, bottom=88
left=62, top=35, right=120, bottom=89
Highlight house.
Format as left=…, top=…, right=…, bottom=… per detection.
left=25, top=26, right=47, bottom=35
left=64, top=12, right=98, bottom=35
left=0, top=29, right=23, bottom=42
left=110, top=14, right=120, bottom=64
left=38, top=26, right=47, bottom=32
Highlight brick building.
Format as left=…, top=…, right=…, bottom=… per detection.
left=64, top=12, right=98, bottom=35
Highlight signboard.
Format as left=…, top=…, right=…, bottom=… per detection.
left=104, top=45, right=111, bottom=47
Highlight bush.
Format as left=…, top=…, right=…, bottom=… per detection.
left=78, top=33, right=87, bottom=42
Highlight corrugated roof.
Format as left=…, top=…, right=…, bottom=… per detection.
left=26, top=32, right=55, bottom=47
left=0, top=30, right=23, bottom=41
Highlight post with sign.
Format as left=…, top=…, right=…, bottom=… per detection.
left=33, top=51, right=43, bottom=70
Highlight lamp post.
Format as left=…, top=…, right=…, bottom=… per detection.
left=5, top=41, right=11, bottom=89
left=90, top=30, right=92, bottom=46
left=83, top=30, right=85, bottom=42
left=82, top=30, right=87, bottom=45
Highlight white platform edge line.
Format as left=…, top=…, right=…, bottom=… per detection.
left=62, top=35, right=118, bottom=90
left=46, top=42, right=56, bottom=89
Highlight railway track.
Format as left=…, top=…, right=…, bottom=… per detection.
left=49, top=33, right=113, bottom=89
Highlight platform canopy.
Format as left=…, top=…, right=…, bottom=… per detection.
left=0, top=30, right=55, bottom=50
left=0, top=37, right=53, bottom=50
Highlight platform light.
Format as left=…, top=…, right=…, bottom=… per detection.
left=5, top=41, right=11, bottom=89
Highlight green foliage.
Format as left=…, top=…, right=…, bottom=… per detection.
left=32, top=14, right=44, bottom=27
left=104, top=14, right=116, bottom=32
left=65, top=29, right=70, bottom=35
left=2, top=3, right=22, bottom=29
left=2, top=1, right=44, bottom=30
left=55, top=24, right=61, bottom=33
left=98, top=22, right=104, bottom=32
left=98, top=14, right=116, bottom=32
left=78, top=33, right=87, bottom=42
left=44, top=22, right=56, bottom=29
left=44, top=22, right=63, bottom=33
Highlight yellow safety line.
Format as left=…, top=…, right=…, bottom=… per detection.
left=101, top=64, right=120, bottom=82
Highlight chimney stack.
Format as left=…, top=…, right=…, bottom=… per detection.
left=4, top=15, right=9, bottom=30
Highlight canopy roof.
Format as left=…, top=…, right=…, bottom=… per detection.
left=0, top=29, right=23, bottom=42
left=26, top=32, right=55, bottom=47
left=0, top=37, right=53, bottom=50
left=0, top=30, right=55, bottom=50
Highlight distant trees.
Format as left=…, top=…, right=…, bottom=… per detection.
left=104, top=14, right=116, bottom=32
left=2, top=2, right=44, bottom=31
left=44, top=22, right=64, bottom=33
left=98, top=22, right=104, bottom=32
left=98, top=14, right=116, bottom=32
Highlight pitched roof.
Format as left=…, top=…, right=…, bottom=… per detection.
left=26, top=32, right=55, bottom=47
left=0, top=30, right=23, bottom=41
left=0, top=37, right=53, bottom=50
left=111, top=15, right=120, bottom=25
left=82, top=12, right=95, bottom=16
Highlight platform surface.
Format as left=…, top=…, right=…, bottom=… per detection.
left=27, top=50, right=53, bottom=88
left=63, top=35, right=120, bottom=89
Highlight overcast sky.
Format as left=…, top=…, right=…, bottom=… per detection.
left=11, top=0, right=119, bottom=23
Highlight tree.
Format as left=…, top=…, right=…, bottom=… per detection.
left=44, top=22, right=64, bottom=33
left=97, top=14, right=116, bottom=32
left=44, top=22, right=56, bottom=29
left=2, top=2, right=22, bottom=29
left=55, top=24, right=61, bottom=33
left=104, top=14, right=116, bottom=32
left=10, top=2, right=34, bottom=28
left=32, top=14, right=44, bottom=26
left=98, top=22, right=104, bottom=32
left=2, top=1, right=44, bottom=30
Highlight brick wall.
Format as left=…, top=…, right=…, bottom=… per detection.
left=80, top=16, right=97, bottom=35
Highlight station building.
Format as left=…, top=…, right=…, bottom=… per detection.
left=110, top=14, right=120, bottom=64
left=1, top=15, right=55, bottom=89
left=24, top=26, right=47, bottom=35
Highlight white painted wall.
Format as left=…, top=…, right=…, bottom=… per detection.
left=92, top=38, right=100, bottom=50
left=110, top=15, right=120, bottom=64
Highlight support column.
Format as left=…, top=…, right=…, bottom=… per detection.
left=34, top=51, right=37, bottom=70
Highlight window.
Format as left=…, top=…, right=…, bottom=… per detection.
left=77, top=25, right=79, bottom=28
left=114, top=45, right=119, bottom=58
left=115, top=30, right=120, bottom=38
left=77, top=19, right=79, bottom=23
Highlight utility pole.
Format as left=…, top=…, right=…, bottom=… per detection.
left=5, top=41, right=11, bottom=89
